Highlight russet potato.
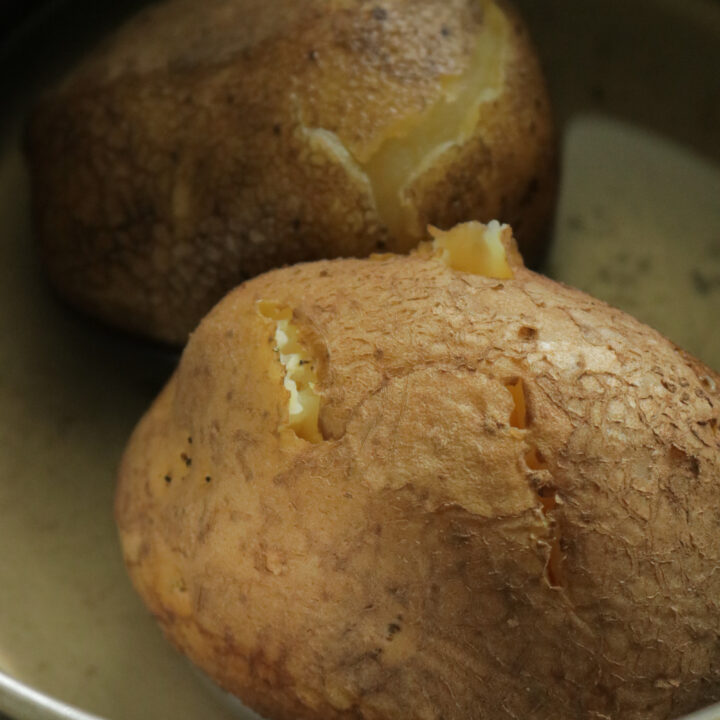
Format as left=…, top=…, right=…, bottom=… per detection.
left=26, top=0, right=555, bottom=344
left=116, top=223, right=720, bottom=720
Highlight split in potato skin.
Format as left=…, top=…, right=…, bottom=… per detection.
left=116, top=223, right=720, bottom=720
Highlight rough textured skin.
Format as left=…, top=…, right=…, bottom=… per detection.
left=26, top=0, right=555, bottom=345
left=116, top=234, right=720, bottom=720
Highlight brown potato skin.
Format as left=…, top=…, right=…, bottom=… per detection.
left=26, top=0, right=555, bottom=345
left=116, top=242, right=720, bottom=719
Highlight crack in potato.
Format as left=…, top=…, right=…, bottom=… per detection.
left=300, top=2, right=508, bottom=244
left=505, top=377, right=526, bottom=429
left=357, top=3, right=508, bottom=241
left=296, top=126, right=373, bottom=196
left=257, top=300, right=322, bottom=443
left=505, top=377, right=564, bottom=589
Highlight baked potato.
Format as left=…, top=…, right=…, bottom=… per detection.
left=116, top=222, right=720, bottom=720
left=26, top=0, right=555, bottom=345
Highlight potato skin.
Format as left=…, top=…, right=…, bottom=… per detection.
left=26, top=0, right=555, bottom=345
left=116, top=242, right=720, bottom=719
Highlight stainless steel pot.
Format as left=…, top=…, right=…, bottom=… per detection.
left=0, top=1, right=718, bottom=718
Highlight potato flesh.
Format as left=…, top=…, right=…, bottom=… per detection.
left=257, top=301, right=321, bottom=443
left=429, top=220, right=514, bottom=278
left=348, top=3, right=508, bottom=242
left=505, top=378, right=527, bottom=428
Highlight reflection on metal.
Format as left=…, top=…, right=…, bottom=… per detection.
left=0, top=671, right=103, bottom=720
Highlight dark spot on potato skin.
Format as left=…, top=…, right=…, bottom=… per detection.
left=670, top=445, right=701, bottom=477
left=387, top=622, right=401, bottom=639
left=372, top=6, right=388, bottom=21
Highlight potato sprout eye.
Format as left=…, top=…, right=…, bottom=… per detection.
left=429, top=220, right=514, bottom=278
left=257, top=301, right=322, bottom=443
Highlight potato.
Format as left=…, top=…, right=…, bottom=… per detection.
left=26, top=0, right=555, bottom=345
left=116, top=222, right=720, bottom=720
